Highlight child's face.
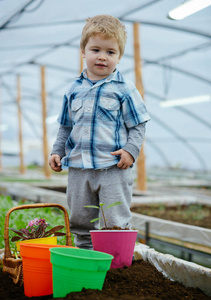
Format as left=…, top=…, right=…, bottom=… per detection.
left=82, top=34, right=121, bottom=81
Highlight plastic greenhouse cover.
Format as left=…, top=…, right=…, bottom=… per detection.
left=0, top=0, right=211, bottom=171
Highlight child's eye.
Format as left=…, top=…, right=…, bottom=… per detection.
left=108, top=51, right=114, bottom=55
left=92, top=49, right=99, bottom=52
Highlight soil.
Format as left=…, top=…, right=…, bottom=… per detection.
left=1, top=260, right=210, bottom=300
left=102, top=226, right=130, bottom=230
left=131, top=203, right=211, bottom=229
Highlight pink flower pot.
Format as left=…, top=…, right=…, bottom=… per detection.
left=90, top=230, right=138, bottom=268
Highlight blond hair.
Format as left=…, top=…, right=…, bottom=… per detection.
left=80, top=15, right=127, bottom=58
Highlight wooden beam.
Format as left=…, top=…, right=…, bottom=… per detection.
left=17, top=75, right=25, bottom=174
left=80, top=50, right=84, bottom=74
left=0, top=82, right=2, bottom=171
left=133, top=23, right=146, bottom=191
left=41, top=66, right=51, bottom=178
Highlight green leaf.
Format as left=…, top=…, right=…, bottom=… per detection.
left=99, top=203, right=105, bottom=207
left=90, top=217, right=101, bottom=223
left=84, top=205, right=100, bottom=209
left=105, top=202, right=123, bottom=210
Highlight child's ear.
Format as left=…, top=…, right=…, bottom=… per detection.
left=81, top=50, right=85, bottom=58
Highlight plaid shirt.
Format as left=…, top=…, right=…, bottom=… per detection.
left=57, top=69, right=150, bottom=169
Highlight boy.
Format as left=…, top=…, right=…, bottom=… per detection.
left=49, top=15, right=150, bottom=249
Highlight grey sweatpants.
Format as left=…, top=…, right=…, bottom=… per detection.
left=66, top=165, right=134, bottom=249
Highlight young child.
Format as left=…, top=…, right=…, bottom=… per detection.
left=49, top=15, right=150, bottom=249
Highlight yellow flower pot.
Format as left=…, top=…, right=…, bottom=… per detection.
left=16, top=236, right=57, bottom=251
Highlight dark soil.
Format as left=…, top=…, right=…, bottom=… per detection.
left=1, top=260, right=210, bottom=300
left=131, top=203, right=211, bottom=229
left=101, top=226, right=130, bottom=230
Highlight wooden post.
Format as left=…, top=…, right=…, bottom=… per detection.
left=0, top=82, right=2, bottom=171
left=17, top=75, right=25, bottom=174
left=80, top=50, right=84, bottom=74
left=41, top=66, right=51, bottom=178
left=133, top=23, right=146, bottom=191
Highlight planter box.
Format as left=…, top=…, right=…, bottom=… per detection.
left=130, top=196, right=211, bottom=256
left=134, top=243, right=211, bottom=296
left=131, top=212, right=211, bottom=252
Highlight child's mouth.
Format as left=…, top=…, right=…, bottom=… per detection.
left=96, top=63, right=106, bottom=67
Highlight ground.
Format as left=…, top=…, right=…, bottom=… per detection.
left=1, top=260, right=210, bottom=300
left=1, top=168, right=211, bottom=299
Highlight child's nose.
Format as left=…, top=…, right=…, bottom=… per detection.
left=98, top=53, right=106, bottom=61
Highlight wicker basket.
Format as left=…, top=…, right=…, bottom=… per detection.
left=3, top=203, right=72, bottom=285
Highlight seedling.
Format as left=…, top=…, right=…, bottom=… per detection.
left=84, top=201, right=122, bottom=229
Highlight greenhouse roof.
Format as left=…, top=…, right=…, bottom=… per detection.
left=0, top=0, right=211, bottom=171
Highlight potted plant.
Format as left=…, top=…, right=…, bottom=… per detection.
left=8, top=217, right=66, bottom=251
left=84, top=202, right=138, bottom=268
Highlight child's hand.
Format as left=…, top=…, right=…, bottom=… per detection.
left=111, top=149, right=134, bottom=169
left=49, top=154, right=62, bottom=172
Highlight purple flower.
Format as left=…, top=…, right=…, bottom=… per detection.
left=9, top=217, right=65, bottom=243
left=38, top=218, right=46, bottom=225
left=26, top=218, right=45, bottom=228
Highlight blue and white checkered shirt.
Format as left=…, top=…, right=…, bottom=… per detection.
left=56, top=69, right=150, bottom=169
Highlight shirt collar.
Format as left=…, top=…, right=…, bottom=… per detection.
left=77, top=68, right=125, bottom=83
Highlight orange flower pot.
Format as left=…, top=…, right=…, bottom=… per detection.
left=20, top=243, right=75, bottom=297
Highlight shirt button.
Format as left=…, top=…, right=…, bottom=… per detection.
left=87, top=108, right=90, bottom=111
left=84, top=128, right=89, bottom=133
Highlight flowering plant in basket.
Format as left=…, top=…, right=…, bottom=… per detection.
left=8, top=218, right=66, bottom=242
